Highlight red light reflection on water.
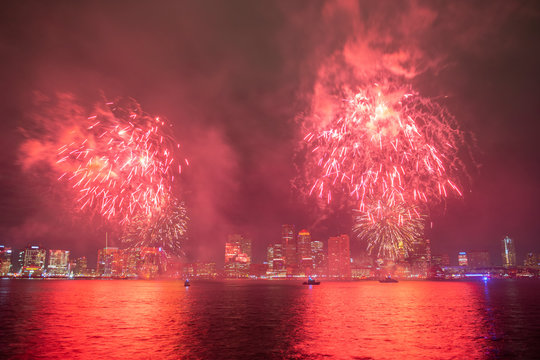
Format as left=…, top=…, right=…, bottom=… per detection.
left=297, top=281, right=495, bottom=359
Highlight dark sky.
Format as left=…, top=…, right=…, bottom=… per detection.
left=1, top=0, right=539, bottom=266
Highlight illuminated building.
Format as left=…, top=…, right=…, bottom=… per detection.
left=194, top=262, right=217, bottom=278
left=22, top=245, right=47, bottom=276
left=0, top=245, right=12, bottom=275
left=458, top=252, right=468, bottom=267
left=468, top=251, right=490, bottom=268
left=268, top=243, right=286, bottom=277
left=501, top=236, right=516, bottom=267
left=281, top=225, right=297, bottom=271
left=409, top=239, right=430, bottom=277
left=328, top=235, right=351, bottom=279
left=297, top=229, right=313, bottom=275
left=224, top=234, right=252, bottom=278
left=74, top=257, right=88, bottom=276
left=97, top=247, right=119, bottom=276
left=524, top=253, right=539, bottom=267
left=47, top=250, right=70, bottom=276
left=266, top=246, right=274, bottom=271
left=310, top=240, right=325, bottom=275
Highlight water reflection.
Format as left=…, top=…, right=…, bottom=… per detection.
left=297, top=281, right=496, bottom=359
left=0, top=280, right=539, bottom=359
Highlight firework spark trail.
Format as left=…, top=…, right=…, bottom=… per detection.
left=353, top=200, right=425, bottom=260
left=56, top=98, right=189, bottom=226
left=303, top=82, right=467, bottom=216
left=121, top=199, right=188, bottom=255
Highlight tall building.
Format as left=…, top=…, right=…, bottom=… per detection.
left=458, top=252, right=468, bottom=267
left=266, top=246, right=274, bottom=272
left=501, top=236, right=516, bottom=267
left=282, top=225, right=296, bottom=269
left=97, top=247, right=119, bottom=276
left=74, top=256, right=88, bottom=276
left=468, top=251, right=490, bottom=268
left=409, top=239, right=430, bottom=277
left=224, top=234, right=252, bottom=278
left=328, top=234, right=351, bottom=279
left=297, top=229, right=313, bottom=275
left=311, top=240, right=325, bottom=275
left=0, top=245, right=12, bottom=276
left=47, top=250, right=70, bottom=276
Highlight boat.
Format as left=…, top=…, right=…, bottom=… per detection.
left=303, top=277, right=320, bottom=285
left=379, top=276, right=398, bottom=283
left=184, top=279, right=190, bottom=287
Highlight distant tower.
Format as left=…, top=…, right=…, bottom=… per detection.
left=501, top=236, right=516, bottom=267
left=281, top=225, right=297, bottom=269
left=297, top=230, right=313, bottom=275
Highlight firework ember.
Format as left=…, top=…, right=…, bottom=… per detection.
left=56, top=98, right=188, bottom=225
left=303, top=81, right=467, bottom=211
left=353, top=200, right=425, bottom=260
left=121, top=198, right=188, bottom=255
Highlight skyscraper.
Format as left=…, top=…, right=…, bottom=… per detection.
left=97, top=247, right=119, bottom=276
left=47, top=250, right=70, bottom=276
left=310, top=240, right=325, bottom=276
left=281, top=225, right=296, bottom=270
left=501, top=236, right=516, bottom=267
left=328, top=235, right=351, bottom=279
left=297, top=229, right=313, bottom=275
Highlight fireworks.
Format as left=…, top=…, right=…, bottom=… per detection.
left=353, top=200, right=425, bottom=260
left=121, top=198, right=188, bottom=255
left=56, top=98, right=188, bottom=225
left=303, top=81, right=467, bottom=210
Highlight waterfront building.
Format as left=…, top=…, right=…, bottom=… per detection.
left=0, top=245, right=12, bottom=275
left=328, top=234, right=351, bottom=279
left=224, top=234, right=252, bottom=278
left=47, top=250, right=70, bottom=276
left=74, top=256, right=88, bottom=276
left=458, top=252, right=468, bottom=267
left=97, top=247, right=119, bottom=276
left=22, top=245, right=47, bottom=276
left=501, top=236, right=516, bottom=267
left=297, top=229, right=313, bottom=276
left=468, top=251, right=490, bottom=268
left=409, top=239, right=431, bottom=278
left=194, top=262, right=217, bottom=278
left=311, top=240, right=325, bottom=276
left=282, top=225, right=297, bottom=270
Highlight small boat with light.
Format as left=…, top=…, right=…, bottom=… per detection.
left=184, top=279, right=191, bottom=287
left=379, top=276, right=398, bottom=283
left=303, top=277, right=320, bottom=285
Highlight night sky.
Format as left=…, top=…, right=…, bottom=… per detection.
left=1, top=1, right=539, bottom=265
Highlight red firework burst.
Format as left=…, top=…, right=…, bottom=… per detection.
left=303, top=81, right=468, bottom=212
left=57, top=98, right=188, bottom=225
